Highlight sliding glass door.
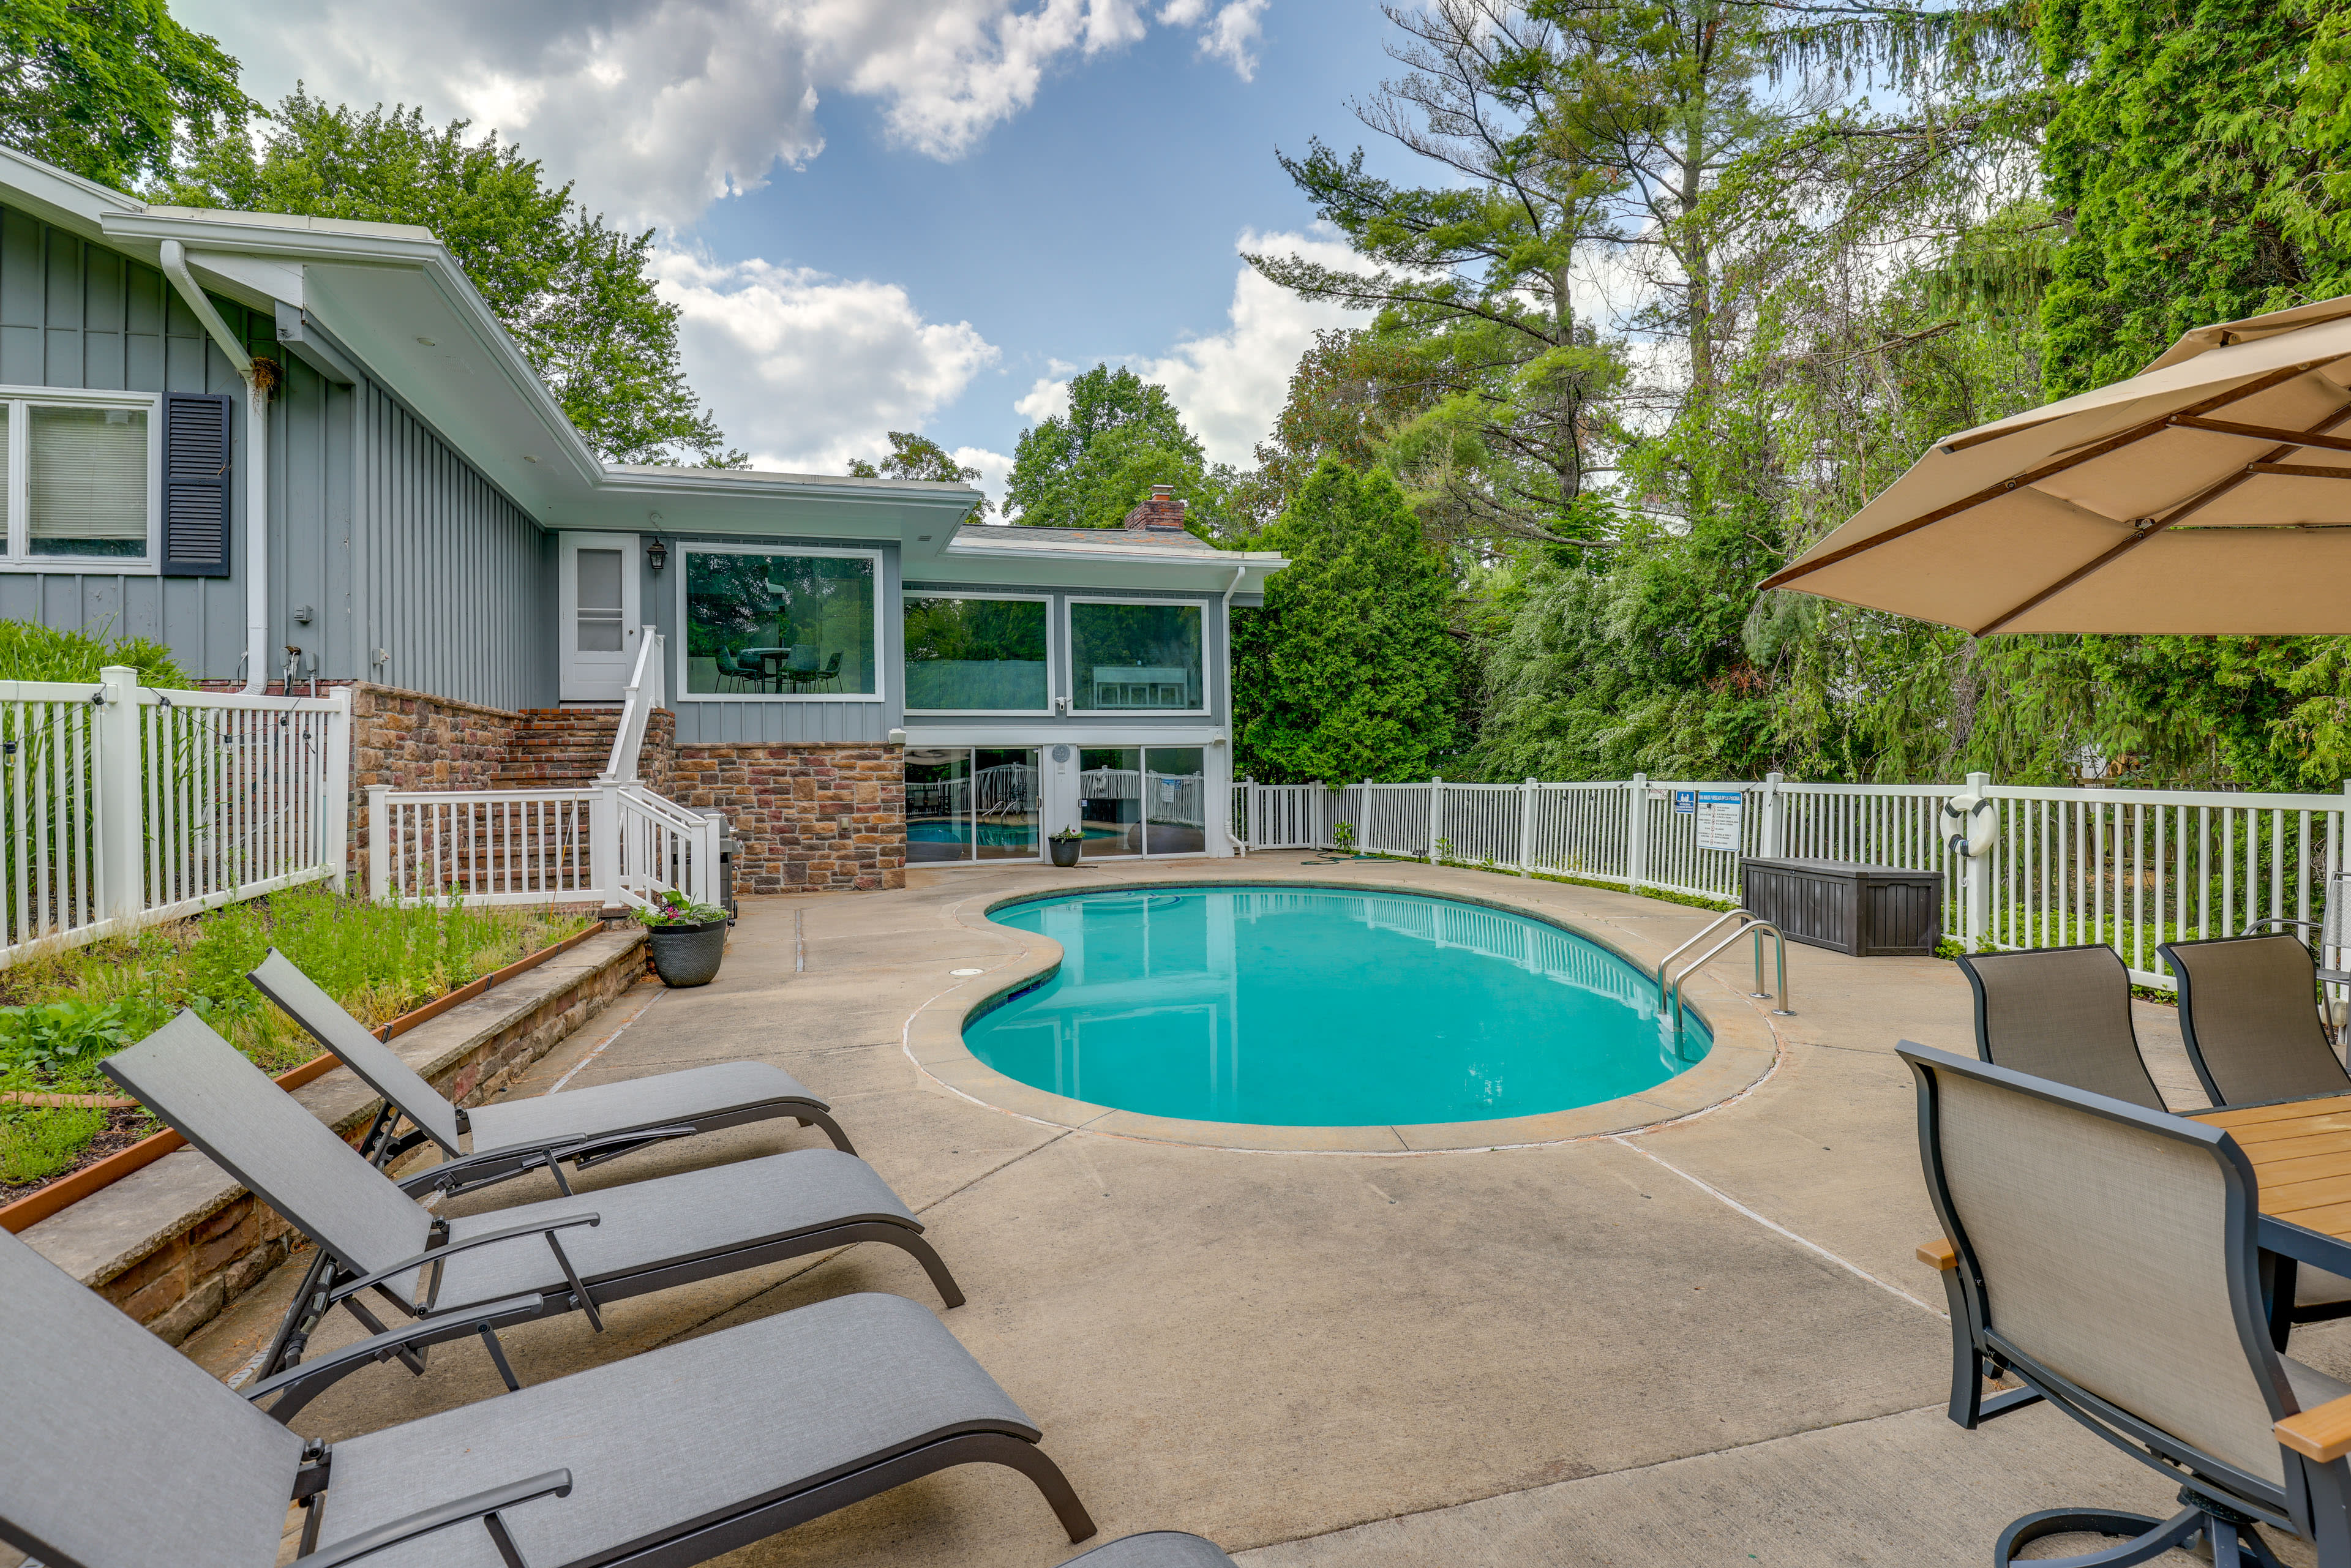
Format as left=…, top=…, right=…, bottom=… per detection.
left=906, top=747, right=1040, bottom=863
left=1077, top=746, right=1208, bottom=858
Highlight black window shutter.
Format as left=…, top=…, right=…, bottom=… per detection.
left=161, top=392, right=232, bottom=577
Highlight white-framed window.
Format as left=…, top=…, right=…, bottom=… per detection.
left=677, top=542, right=885, bottom=702
left=1066, top=597, right=1208, bottom=715
left=0, top=386, right=164, bottom=571
left=903, top=591, right=1055, bottom=715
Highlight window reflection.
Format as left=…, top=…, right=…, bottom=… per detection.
left=906, top=746, right=1038, bottom=863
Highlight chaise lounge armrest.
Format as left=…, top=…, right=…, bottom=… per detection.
left=396, top=1127, right=697, bottom=1197
left=2279, top=1392, right=2351, bottom=1463
left=243, top=1293, right=549, bottom=1421
left=326, top=1213, right=601, bottom=1310
left=300, top=1469, right=572, bottom=1566
left=1918, top=1237, right=1957, bottom=1270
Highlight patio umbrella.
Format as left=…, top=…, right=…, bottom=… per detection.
left=1757, top=293, right=2351, bottom=633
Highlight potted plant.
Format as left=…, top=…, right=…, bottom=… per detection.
left=1048, top=826, right=1084, bottom=868
left=634, top=890, right=732, bottom=987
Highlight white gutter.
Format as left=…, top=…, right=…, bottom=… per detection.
left=160, top=240, right=269, bottom=692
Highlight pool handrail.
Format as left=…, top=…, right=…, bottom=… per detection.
left=1670, top=921, right=1793, bottom=1036
left=1655, top=908, right=1755, bottom=1006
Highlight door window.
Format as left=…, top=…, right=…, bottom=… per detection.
left=575, top=548, right=625, bottom=652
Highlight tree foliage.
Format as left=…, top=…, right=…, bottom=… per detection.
left=0, top=0, right=251, bottom=191
left=848, top=432, right=989, bottom=517
left=157, top=91, right=741, bottom=467
left=1003, top=364, right=1245, bottom=532
left=1233, top=461, right=1463, bottom=785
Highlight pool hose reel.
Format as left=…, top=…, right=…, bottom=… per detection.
left=1943, top=793, right=1998, bottom=859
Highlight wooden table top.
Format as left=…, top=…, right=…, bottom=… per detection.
left=2192, top=1093, right=2351, bottom=1243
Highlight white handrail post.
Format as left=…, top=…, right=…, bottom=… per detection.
left=591, top=781, right=623, bottom=907
left=366, top=784, right=391, bottom=902
left=1627, top=773, right=1649, bottom=890
left=1761, top=771, right=1784, bottom=858
left=1518, top=778, right=1536, bottom=877
left=1964, top=770, right=1993, bottom=951
left=96, top=666, right=144, bottom=927
left=323, top=685, right=353, bottom=891
left=1428, top=776, right=1442, bottom=862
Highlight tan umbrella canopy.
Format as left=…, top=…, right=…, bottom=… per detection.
left=1759, top=294, right=2351, bottom=634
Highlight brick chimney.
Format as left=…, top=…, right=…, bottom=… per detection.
left=1122, top=484, right=1187, bottom=531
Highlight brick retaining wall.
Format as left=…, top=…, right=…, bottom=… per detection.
left=671, top=743, right=906, bottom=892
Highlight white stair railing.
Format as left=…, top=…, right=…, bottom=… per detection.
left=601, top=625, right=665, bottom=784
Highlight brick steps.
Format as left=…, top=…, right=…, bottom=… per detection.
left=489, top=709, right=623, bottom=789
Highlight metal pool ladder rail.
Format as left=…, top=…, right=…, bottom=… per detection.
left=1657, top=908, right=1793, bottom=1031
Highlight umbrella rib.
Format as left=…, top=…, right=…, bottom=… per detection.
left=2175, top=415, right=2351, bottom=454
left=1973, top=403, right=2351, bottom=634
left=1758, top=360, right=2330, bottom=593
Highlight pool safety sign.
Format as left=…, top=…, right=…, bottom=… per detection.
left=1694, top=791, right=1743, bottom=851
left=1671, top=790, right=1697, bottom=814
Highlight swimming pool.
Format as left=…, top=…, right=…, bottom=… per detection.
left=967, top=886, right=1708, bottom=1127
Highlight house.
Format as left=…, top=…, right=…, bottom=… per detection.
left=0, top=148, right=1287, bottom=891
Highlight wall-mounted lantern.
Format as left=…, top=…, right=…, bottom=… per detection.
left=646, top=536, right=670, bottom=572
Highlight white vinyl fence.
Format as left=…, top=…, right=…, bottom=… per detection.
left=1232, top=771, right=2351, bottom=990
left=0, top=666, right=350, bottom=966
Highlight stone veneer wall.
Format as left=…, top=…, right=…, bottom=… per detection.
left=670, top=743, right=906, bottom=892
left=347, top=682, right=523, bottom=890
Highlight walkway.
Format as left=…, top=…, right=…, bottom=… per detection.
left=183, top=855, right=2330, bottom=1566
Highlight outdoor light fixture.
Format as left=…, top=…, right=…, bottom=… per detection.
left=646, top=536, right=670, bottom=572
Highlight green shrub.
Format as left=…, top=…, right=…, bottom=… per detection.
left=0, top=620, right=193, bottom=687
left=0, top=1103, right=109, bottom=1187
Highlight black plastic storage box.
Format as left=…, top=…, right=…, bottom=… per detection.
left=1739, top=858, right=1944, bottom=957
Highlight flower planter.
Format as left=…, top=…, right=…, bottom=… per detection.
left=1049, top=838, right=1082, bottom=868
left=647, top=920, right=729, bottom=987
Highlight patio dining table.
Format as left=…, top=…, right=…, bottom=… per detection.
left=2192, top=1093, right=2351, bottom=1288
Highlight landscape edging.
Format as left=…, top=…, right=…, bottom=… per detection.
left=19, top=927, right=648, bottom=1345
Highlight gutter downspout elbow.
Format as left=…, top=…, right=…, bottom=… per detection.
left=160, top=239, right=269, bottom=693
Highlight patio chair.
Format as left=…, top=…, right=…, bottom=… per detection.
left=1902, top=1040, right=2351, bottom=1567
left=2160, top=933, right=2351, bottom=1107
left=102, top=1011, right=964, bottom=1419
left=1954, top=943, right=2165, bottom=1110
left=247, top=948, right=856, bottom=1199
left=0, top=1226, right=1095, bottom=1568
left=1064, top=1532, right=1239, bottom=1566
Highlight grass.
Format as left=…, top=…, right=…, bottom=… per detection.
left=0, top=885, right=594, bottom=1196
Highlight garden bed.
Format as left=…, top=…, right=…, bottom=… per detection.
left=0, top=887, right=594, bottom=1204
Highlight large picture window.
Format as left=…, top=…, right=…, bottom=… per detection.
left=681, top=548, right=879, bottom=699
left=1068, top=600, right=1204, bottom=712
left=903, top=595, right=1049, bottom=712
left=0, top=390, right=160, bottom=566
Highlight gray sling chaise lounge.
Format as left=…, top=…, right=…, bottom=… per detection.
left=248, top=948, right=854, bottom=1198
left=1904, top=1041, right=2351, bottom=1567
left=0, top=1226, right=1100, bottom=1566
left=1955, top=943, right=2167, bottom=1109
left=103, top=1012, right=964, bottom=1417
left=1064, top=1532, right=1239, bottom=1566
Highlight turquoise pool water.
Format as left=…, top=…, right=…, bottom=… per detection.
left=967, top=886, right=1708, bottom=1126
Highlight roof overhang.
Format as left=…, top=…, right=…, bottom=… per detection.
left=0, top=149, right=980, bottom=550
left=914, top=530, right=1288, bottom=593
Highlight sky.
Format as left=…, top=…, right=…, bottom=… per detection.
left=174, top=0, right=1417, bottom=498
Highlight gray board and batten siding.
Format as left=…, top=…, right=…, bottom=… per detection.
left=0, top=201, right=552, bottom=711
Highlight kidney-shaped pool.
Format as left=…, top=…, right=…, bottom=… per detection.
left=966, top=885, right=1709, bottom=1127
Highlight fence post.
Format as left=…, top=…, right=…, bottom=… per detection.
left=591, top=781, right=623, bottom=907
left=96, top=666, right=144, bottom=928
left=1518, top=777, right=1536, bottom=878
left=1761, top=771, right=1784, bottom=858
left=1627, top=773, right=1649, bottom=890
left=1428, top=776, right=1442, bottom=862
left=1964, top=770, right=1993, bottom=950
left=323, top=686, right=353, bottom=891
left=366, top=784, right=391, bottom=902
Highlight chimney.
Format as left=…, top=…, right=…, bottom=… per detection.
left=1122, top=483, right=1187, bottom=531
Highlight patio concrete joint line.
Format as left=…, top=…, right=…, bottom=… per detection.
left=544, top=984, right=664, bottom=1095
left=1607, top=1135, right=1946, bottom=1320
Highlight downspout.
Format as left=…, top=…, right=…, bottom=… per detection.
left=159, top=240, right=269, bottom=693
left=1221, top=563, right=1248, bottom=856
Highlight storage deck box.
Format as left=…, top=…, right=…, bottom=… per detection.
left=1739, top=858, right=1944, bottom=957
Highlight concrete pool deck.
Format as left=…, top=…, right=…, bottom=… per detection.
left=176, top=852, right=2344, bottom=1567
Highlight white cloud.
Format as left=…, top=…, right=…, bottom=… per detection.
left=1014, top=376, right=1073, bottom=424
left=954, top=446, right=1016, bottom=506
left=1129, top=228, right=1354, bottom=465
left=182, top=0, right=1265, bottom=230
left=653, top=251, right=999, bottom=471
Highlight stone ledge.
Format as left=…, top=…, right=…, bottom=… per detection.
left=21, top=928, right=648, bottom=1343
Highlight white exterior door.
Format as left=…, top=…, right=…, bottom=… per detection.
left=559, top=533, right=641, bottom=702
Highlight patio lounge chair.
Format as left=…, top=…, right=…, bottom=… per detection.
left=2160, top=933, right=2351, bottom=1107
left=102, top=1011, right=964, bottom=1418
left=1902, top=1040, right=2351, bottom=1567
left=1064, top=1532, right=1239, bottom=1566
left=247, top=948, right=855, bottom=1199
left=0, top=1226, right=1096, bottom=1568
left=1954, top=943, right=2167, bottom=1110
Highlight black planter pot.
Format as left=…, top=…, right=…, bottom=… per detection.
left=646, top=920, right=728, bottom=987
left=1049, top=838, right=1082, bottom=868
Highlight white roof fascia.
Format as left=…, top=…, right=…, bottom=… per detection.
left=921, top=535, right=1289, bottom=593
left=0, top=148, right=144, bottom=242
